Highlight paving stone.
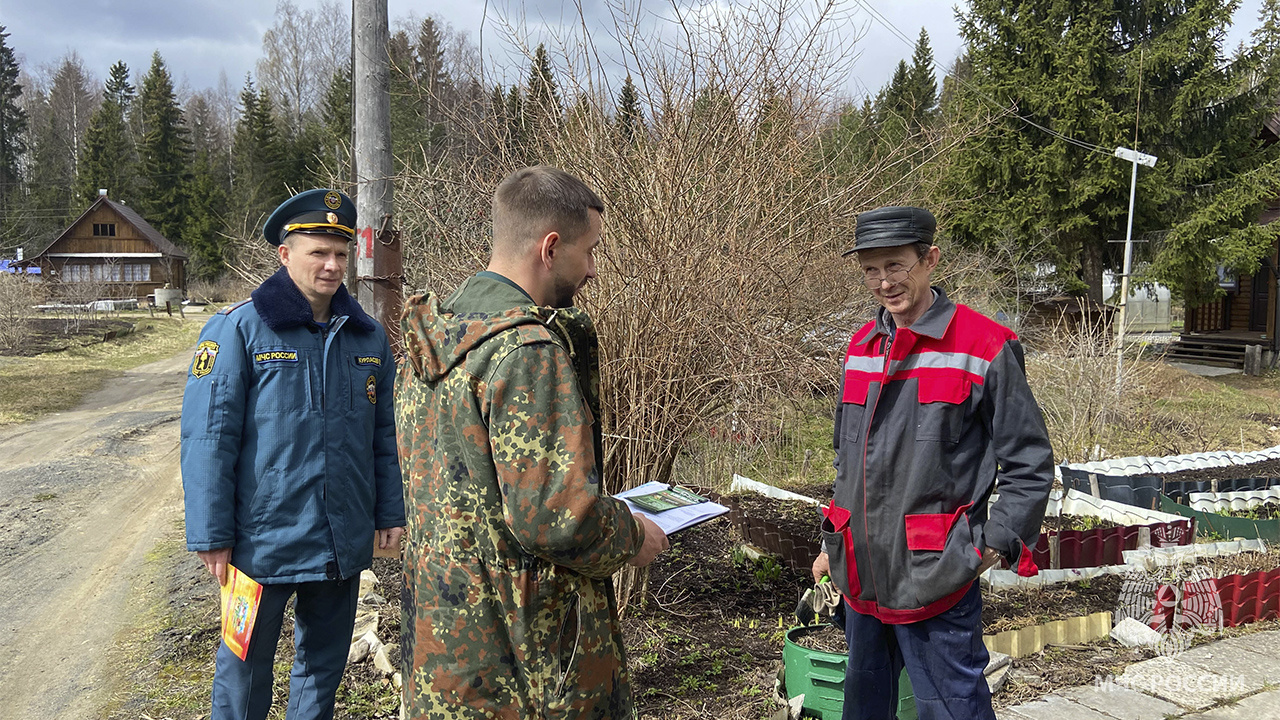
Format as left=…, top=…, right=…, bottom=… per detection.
left=1175, top=643, right=1280, bottom=694
left=997, top=694, right=1117, bottom=720
left=1120, top=655, right=1239, bottom=710
left=1056, top=683, right=1182, bottom=720
left=1177, top=687, right=1280, bottom=719
left=1221, top=631, right=1280, bottom=659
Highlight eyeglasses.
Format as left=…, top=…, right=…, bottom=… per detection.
left=861, top=256, right=924, bottom=289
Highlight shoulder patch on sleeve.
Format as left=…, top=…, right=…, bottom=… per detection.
left=191, top=340, right=219, bottom=378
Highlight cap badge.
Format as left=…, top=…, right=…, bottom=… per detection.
left=326, top=212, right=339, bottom=224
left=324, top=191, right=342, bottom=210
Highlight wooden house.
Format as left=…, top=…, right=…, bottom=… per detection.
left=31, top=192, right=187, bottom=303
left=1168, top=199, right=1280, bottom=368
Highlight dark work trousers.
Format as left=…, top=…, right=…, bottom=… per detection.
left=211, top=578, right=361, bottom=720
left=840, top=581, right=995, bottom=720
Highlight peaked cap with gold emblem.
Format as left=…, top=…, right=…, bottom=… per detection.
left=263, top=188, right=357, bottom=246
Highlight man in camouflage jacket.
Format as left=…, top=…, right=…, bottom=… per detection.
left=396, top=166, right=668, bottom=719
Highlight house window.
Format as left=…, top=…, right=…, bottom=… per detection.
left=64, top=264, right=90, bottom=282
left=92, top=223, right=117, bottom=237
left=92, top=264, right=122, bottom=282
left=123, top=264, right=151, bottom=282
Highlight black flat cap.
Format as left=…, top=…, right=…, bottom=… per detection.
left=845, top=206, right=937, bottom=256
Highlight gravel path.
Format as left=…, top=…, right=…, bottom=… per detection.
left=0, top=346, right=193, bottom=718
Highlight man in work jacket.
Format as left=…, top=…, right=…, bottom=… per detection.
left=812, top=205, right=1053, bottom=720
left=181, top=189, right=405, bottom=720
left=396, top=165, right=668, bottom=719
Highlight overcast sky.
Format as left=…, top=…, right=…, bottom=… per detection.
left=2, top=0, right=1269, bottom=103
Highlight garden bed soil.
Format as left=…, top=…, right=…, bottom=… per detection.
left=1039, top=515, right=1123, bottom=533
left=981, top=574, right=1124, bottom=635
left=1158, top=459, right=1280, bottom=483
left=727, top=493, right=823, bottom=548
left=624, top=518, right=812, bottom=718
left=2, top=318, right=135, bottom=356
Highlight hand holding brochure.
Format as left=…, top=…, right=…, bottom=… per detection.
left=616, top=482, right=729, bottom=535
left=219, top=565, right=263, bottom=661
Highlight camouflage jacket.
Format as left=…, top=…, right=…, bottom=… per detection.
left=396, top=274, right=644, bottom=720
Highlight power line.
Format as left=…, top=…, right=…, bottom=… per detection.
left=850, top=0, right=1113, bottom=157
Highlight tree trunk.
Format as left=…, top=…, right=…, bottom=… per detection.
left=1080, top=240, right=1105, bottom=304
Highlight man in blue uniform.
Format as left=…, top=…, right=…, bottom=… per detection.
left=180, top=189, right=405, bottom=720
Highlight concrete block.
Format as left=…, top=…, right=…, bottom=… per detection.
left=1224, top=631, right=1280, bottom=658
left=1112, top=617, right=1163, bottom=648
left=1178, top=686, right=1280, bottom=719
left=1119, top=655, right=1240, bottom=710
left=997, top=694, right=1116, bottom=720
left=1175, top=643, right=1280, bottom=694
left=1057, top=683, right=1182, bottom=720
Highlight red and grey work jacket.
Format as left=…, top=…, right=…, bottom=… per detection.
left=823, top=288, right=1053, bottom=623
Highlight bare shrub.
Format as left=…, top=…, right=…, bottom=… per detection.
left=0, top=274, right=38, bottom=352
left=386, top=0, right=1000, bottom=609
left=188, top=276, right=256, bottom=304
left=1024, top=314, right=1170, bottom=464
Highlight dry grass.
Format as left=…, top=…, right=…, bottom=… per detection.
left=0, top=315, right=205, bottom=427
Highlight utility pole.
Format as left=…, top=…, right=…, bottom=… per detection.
left=1113, top=145, right=1157, bottom=390
left=352, top=0, right=402, bottom=350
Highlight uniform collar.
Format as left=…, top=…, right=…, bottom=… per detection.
left=251, top=266, right=376, bottom=333
left=855, top=286, right=954, bottom=345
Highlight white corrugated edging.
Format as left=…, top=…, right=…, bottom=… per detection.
left=1121, top=539, right=1267, bottom=570
left=1048, top=488, right=1185, bottom=525
left=1232, top=444, right=1280, bottom=466
left=728, top=474, right=822, bottom=506
left=1188, top=487, right=1280, bottom=513
left=1145, top=451, right=1247, bottom=474
left=983, top=539, right=1267, bottom=589
left=1061, top=446, right=1280, bottom=478
left=1068, top=456, right=1156, bottom=477
left=983, top=564, right=1133, bottom=589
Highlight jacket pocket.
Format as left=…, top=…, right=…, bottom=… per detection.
left=251, top=347, right=311, bottom=414
left=246, top=467, right=285, bottom=531
left=838, top=378, right=872, bottom=444
left=904, top=502, right=973, bottom=552
left=553, top=592, right=582, bottom=700
left=915, top=376, right=970, bottom=443
left=904, top=503, right=982, bottom=606
left=821, top=501, right=860, bottom=598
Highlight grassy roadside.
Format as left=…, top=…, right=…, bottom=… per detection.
left=0, top=313, right=206, bottom=427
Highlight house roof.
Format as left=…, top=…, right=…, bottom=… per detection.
left=35, top=195, right=189, bottom=260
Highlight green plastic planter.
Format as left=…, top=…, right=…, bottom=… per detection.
left=783, top=625, right=917, bottom=720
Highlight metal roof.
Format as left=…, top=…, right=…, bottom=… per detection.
left=34, top=195, right=189, bottom=260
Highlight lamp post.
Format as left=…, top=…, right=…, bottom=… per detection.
left=1112, top=146, right=1158, bottom=390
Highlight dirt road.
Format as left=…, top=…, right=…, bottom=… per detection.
left=0, top=346, right=194, bottom=719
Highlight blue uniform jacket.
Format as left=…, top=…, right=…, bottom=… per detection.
left=180, top=267, right=405, bottom=583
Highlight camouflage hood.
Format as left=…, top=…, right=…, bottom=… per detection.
left=399, top=274, right=542, bottom=382
left=401, top=274, right=604, bottom=436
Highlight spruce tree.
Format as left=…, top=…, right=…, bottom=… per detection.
left=416, top=17, right=452, bottom=127
left=616, top=74, right=642, bottom=143
left=525, top=44, right=561, bottom=149
left=0, top=25, right=26, bottom=219
left=948, top=0, right=1280, bottom=303
left=906, top=29, right=938, bottom=129
left=231, top=78, right=286, bottom=229
left=321, top=64, right=352, bottom=154
left=183, top=93, right=228, bottom=280
left=136, top=52, right=192, bottom=243
left=77, top=61, right=136, bottom=203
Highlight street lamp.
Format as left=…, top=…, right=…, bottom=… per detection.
left=1113, top=146, right=1158, bottom=390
